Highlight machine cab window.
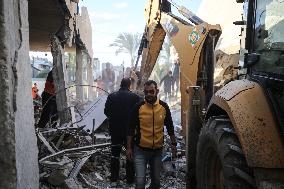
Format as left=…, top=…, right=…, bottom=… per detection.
left=253, top=0, right=284, bottom=76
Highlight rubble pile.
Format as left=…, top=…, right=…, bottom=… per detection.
left=38, top=99, right=112, bottom=189
left=160, top=158, right=186, bottom=189
left=38, top=98, right=186, bottom=189
left=77, top=152, right=125, bottom=188
left=38, top=137, right=111, bottom=188
left=214, top=50, right=239, bottom=87
left=75, top=134, right=186, bottom=189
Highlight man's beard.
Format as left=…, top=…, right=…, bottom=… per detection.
left=145, top=95, right=157, bottom=104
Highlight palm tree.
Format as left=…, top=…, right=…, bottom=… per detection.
left=110, top=32, right=141, bottom=67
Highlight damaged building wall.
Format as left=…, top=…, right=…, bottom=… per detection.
left=76, top=46, right=84, bottom=101
left=87, top=57, right=94, bottom=100
left=76, top=7, right=94, bottom=101
left=14, top=1, right=39, bottom=188
left=51, top=35, right=72, bottom=125
left=77, top=7, right=93, bottom=58
left=0, top=0, right=38, bottom=188
left=214, top=50, right=239, bottom=86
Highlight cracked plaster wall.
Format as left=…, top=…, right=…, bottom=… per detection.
left=0, top=0, right=38, bottom=188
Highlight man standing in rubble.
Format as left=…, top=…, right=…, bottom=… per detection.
left=104, top=78, right=141, bottom=185
left=37, top=70, right=58, bottom=128
left=102, top=62, right=115, bottom=93
left=160, top=71, right=174, bottom=101
left=172, top=61, right=180, bottom=96
left=127, top=80, right=177, bottom=189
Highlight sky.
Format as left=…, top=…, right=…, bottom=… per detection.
left=30, top=1, right=201, bottom=66
left=79, top=0, right=201, bottom=67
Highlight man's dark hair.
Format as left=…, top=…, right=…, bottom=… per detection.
left=120, top=78, right=131, bottom=89
left=144, top=80, right=158, bottom=89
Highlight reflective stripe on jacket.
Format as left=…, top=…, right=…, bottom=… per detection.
left=129, top=99, right=174, bottom=150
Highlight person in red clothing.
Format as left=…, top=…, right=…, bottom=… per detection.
left=32, top=83, right=39, bottom=99
left=37, top=70, right=58, bottom=128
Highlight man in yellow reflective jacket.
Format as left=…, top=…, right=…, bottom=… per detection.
left=127, top=80, right=177, bottom=189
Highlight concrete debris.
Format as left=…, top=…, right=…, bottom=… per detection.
left=47, top=159, right=74, bottom=186
left=38, top=102, right=111, bottom=189
left=74, top=95, right=108, bottom=133
left=214, top=50, right=239, bottom=87
left=39, top=97, right=185, bottom=189
left=95, top=173, right=104, bottom=181
left=63, top=178, right=84, bottom=189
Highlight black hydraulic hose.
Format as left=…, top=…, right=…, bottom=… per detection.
left=205, top=34, right=216, bottom=106
left=134, top=34, right=147, bottom=71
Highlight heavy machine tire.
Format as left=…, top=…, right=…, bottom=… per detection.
left=196, top=116, right=256, bottom=189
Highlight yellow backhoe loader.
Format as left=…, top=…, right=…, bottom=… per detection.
left=136, top=0, right=284, bottom=188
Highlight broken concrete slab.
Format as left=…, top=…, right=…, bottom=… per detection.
left=76, top=95, right=107, bottom=133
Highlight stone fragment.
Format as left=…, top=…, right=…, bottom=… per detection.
left=47, top=157, right=74, bottom=186
left=63, top=178, right=84, bottom=189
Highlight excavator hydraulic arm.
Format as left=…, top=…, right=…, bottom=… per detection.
left=137, top=0, right=221, bottom=134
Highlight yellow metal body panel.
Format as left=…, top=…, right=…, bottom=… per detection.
left=139, top=0, right=165, bottom=88
left=140, top=25, right=166, bottom=86
left=144, top=0, right=161, bottom=27
left=140, top=1, right=222, bottom=134
left=159, top=14, right=221, bottom=135
left=211, top=79, right=284, bottom=168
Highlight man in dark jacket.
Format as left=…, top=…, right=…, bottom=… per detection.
left=104, top=78, right=141, bottom=184
left=37, top=70, right=58, bottom=128
left=160, top=71, right=174, bottom=101
left=172, top=61, right=180, bottom=96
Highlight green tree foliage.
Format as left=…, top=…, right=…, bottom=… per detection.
left=110, top=32, right=141, bottom=67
